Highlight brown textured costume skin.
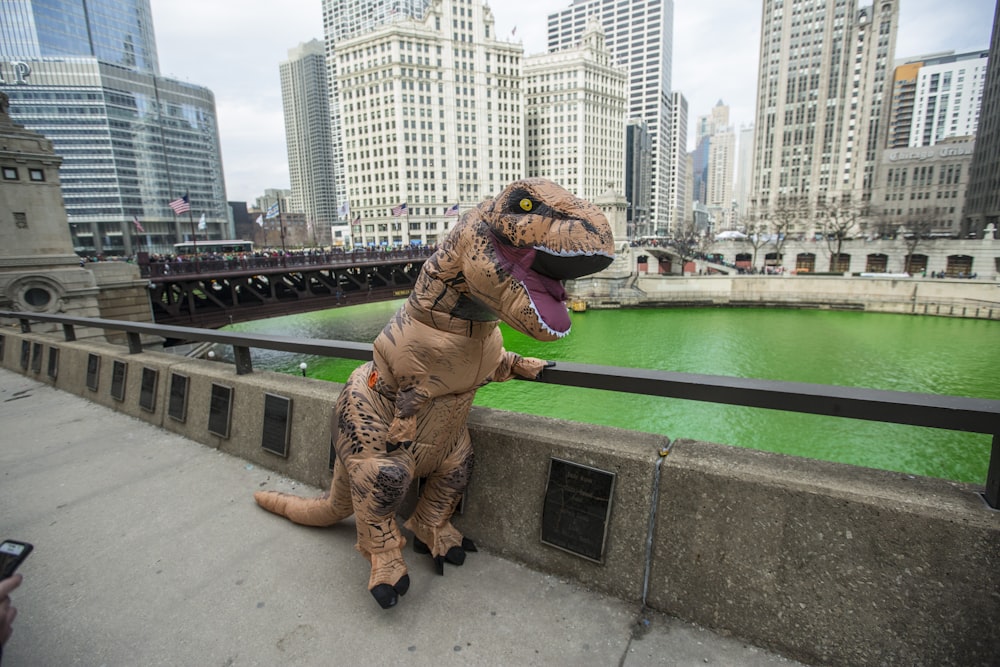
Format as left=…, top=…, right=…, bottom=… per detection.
left=253, top=178, right=615, bottom=608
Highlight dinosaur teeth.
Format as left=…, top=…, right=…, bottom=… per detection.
left=534, top=246, right=614, bottom=259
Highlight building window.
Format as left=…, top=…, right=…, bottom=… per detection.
left=2, top=167, right=17, bottom=180
left=28, top=169, right=45, bottom=182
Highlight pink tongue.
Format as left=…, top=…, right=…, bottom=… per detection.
left=492, top=239, right=570, bottom=332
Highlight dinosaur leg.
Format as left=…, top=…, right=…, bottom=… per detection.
left=253, top=455, right=353, bottom=526
left=349, top=454, right=414, bottom=609
left=404, top=427, right=477, bottom=574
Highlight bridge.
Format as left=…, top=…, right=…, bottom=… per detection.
left=139, top=247, right=435, bottom=328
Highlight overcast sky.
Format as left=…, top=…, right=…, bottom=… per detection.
left=150, top=0, right=995, bottom=205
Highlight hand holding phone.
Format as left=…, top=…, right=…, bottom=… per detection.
left=0, top=541, right=32, bottom=579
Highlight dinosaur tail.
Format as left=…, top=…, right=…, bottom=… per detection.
left=254, top=462, right=353, bottom=527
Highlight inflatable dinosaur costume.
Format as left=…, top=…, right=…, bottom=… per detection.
left=254, top=178, right=614, bottom=608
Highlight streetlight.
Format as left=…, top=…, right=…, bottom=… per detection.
left=299, top=362, right=308, bottom=377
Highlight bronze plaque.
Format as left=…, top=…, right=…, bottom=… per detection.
left=110, top=360, right=127, bottom=402
left=86, top=354, right=100, bottom=391
left=261, top=393, right=291, bottom=457
left=47, top=347, right=59, bottom=379
left=167, top=373, right=188, bottom=422
left=207, top=383, right=233, bottom=438
left=139, top=367, right=158, bottom=412
left=541, top=458, right=615, bottom=563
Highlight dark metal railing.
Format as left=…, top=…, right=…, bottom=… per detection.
left=139, top=246, right=437, bottom=279
left=4, top=310, right=998, bottom=509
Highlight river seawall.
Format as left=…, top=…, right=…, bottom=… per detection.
left=570, top=274, right=1000, bottom=319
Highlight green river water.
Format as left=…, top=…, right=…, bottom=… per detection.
left=224, top=300, right=1000, bottom=484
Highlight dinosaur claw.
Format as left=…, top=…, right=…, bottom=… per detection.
left=369, top=575, right=410, bottom=609
left=413, top=537, right=430, bottom=555
left=445, top=546, right=466, bottom=566
left=461, top=537, right=478, bottom=552
left=434, top=555, right=445, bottom=576
left=370, top=584, right=398, bottom=609
left=394, top=574, right=410, bottom=597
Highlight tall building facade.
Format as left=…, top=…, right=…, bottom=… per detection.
left=733, top=124, right=755, bottom=225
left=0, top=0, right=228, bottom=256
left=280, top=39, right=338, bottom=246
left=320, top=0, right=433, bottom=224
left=698, top=100, right=735, bottom=230
left=963, top=3, right=1000, bottom=239
left=667, top=92, right=688, bottom=234
left=524, top=21, right=627, bottom=201
left=887, top=51, right=989, bottom=149
left=625, top=118, right=652, bottom=239
left=334, top=0, right=521, bottom=247
left=750, top=0, right=898, bottom=233
left=546, top=0, right=674, bottom=236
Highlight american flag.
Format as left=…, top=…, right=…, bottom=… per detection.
left=444, top=203, right=459, bottom=217
left=168, top=194, right=190, bottom=215
left=391, top=202, right=407, bottom=217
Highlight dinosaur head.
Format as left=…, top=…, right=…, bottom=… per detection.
left=421, top=179, right=614, bottom=341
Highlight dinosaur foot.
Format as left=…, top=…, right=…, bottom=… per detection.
left=370, top=574, right=410, bottom=609
left=413, top=536, right=477, bottom=575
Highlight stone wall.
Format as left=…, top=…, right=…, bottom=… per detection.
left=570, top=274, right=1000, bottom=320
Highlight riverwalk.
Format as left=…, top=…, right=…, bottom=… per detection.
left=0, top=368, right=807, bottom=667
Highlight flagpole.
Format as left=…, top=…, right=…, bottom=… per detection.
left=187, top=198, right=200, bottom=272
left=280, top=199, right=287, bottom=263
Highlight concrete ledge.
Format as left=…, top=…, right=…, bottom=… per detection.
left=459, top=409, right=667, bottom=603
left=2, top=326, right=998, bottom=666
left=651, top=439, right=1000, bottom=666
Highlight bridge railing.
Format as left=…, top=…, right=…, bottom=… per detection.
left=3, top=309, right=998, bottom=509
left=139, top=247, right=437, bottom=278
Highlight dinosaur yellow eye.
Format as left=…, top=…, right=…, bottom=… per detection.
left=519, top=198, right=533, bottom=212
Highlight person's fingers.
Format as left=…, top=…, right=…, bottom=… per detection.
left=0, top=598, right=17, bottom=644
left=0, top=574, right=22, bottom=597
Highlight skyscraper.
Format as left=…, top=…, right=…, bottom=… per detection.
left=667, top=92, right=688, bottom=233
left=524, top=20, right=627, bottom=201
left=320, top=0, right=433, bottom=226
left=0, top=0, right=227, bottom=256
left=963, top=3, right=1000, bottom=239
left=546, top=0, right=674, bottom=236
left=280, top=39, right=338, bottom=246
left=733, top=124, right=755, bottom=225
left=887, top=51, right=989, bottom=149
left=750, top=0, right=898, bottom=234
left=333, top=0, right=521, bottom=247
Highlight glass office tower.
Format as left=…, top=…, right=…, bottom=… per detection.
left=0, top=0, right=227, bottom=256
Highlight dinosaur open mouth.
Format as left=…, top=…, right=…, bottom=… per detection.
left=491, top=239, right=572, bottom=336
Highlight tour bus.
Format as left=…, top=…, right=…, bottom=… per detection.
left=172, top=240, right=253, bottom=256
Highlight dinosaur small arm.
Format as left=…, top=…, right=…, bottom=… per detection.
left=253, top=178, right=615, bottom=609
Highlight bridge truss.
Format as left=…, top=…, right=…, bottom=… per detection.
left=147, top=256, right=427, bottom=328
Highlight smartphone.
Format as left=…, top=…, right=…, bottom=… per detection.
left=0, top=540, right=33, bottom=579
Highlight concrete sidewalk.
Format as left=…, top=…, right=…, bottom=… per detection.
left=0, top=369, right=808, bottom=667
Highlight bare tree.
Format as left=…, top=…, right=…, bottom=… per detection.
left=666, top=219, right=710, bottom=273
left=819, top=195, right=868, bottom=271
left=900, top=209, right=939, bottom=274
left=819, top=196, right=863, bottom=256
left=759, top=195, right=809, bottom=268
left=741, top=210, right=771, bottom=272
